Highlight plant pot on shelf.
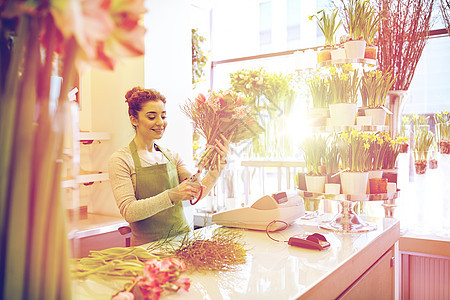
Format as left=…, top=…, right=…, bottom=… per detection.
left=364, top=45, right=377, bottom=59
left=308, top=107, right=329, bottom=127
left=329, top=103, right=357, bottom=126
left=331, top=47, right=346, bottom=60
left=364, top=107, right=387, bottom=126
left=369, top=178, right=388, bottom=194
left=296, top=172, right=307, bottom=190
left=367, top=170, right=383, bottom=194
left=317, top=49, right=331, bottom=63
left=344, top=39, right=366, bottom=59
left=305, top=175, right=326, bottom=193
left=340, top=171, right=369, bottom=195
left=382, top=168, right=398, bottom=184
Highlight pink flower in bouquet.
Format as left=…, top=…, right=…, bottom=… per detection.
left=196, top=93, right=206, bottom=103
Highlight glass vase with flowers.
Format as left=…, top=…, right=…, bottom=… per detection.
left=413, top=129, right=434, bottom=174
left=434, top=111, right=450, bottom=154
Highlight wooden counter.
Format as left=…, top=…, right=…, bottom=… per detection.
left=73, top=215, right=399, bottom=299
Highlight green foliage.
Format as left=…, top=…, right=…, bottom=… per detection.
left=192, top=28, right=208, bottom=88
left=328, top=64, right=360, bottom=104
left=414, top=129, right=434, bottom=161
left=346, top=0, right=370, bottom=40
left=360, top=68, right=395, bottom=108
left=301, top=134, right=327, bottom=176
left=307, top=75, right=330, bottom=108
left=309, top=9, right=341, bottom=46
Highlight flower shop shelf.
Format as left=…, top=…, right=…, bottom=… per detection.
left=318, top=58, right=378, bottom=68
left=79, top=131, right=111, bottom=144
left=62, top=172, right=110, bottom=189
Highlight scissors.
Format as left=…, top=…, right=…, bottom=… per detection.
left=188, top=168, right=204, bottom=205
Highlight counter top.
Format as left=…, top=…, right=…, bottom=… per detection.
left=72, top=215, right=399, bottom=299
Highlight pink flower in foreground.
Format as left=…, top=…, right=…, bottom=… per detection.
left=49, top=0, right=146, bottom=71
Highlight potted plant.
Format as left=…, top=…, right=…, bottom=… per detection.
left=300, top=134, right=327, bottom=193
left=360, top=68, right=395, bottom=125
left=338, top=129, right=371, bottom=195
left=344, top=0, right=368, bottom=59
left=328, top=64, right=360, bottom=126
left=413, top=129, right=434, bottom=174
left=325, top=134, right=341, bottom=185
left=362, top=3, right=381, bottom=59
left=309, top=9, right=341, bottom=63
left=307, top=75, right=329, bottom=126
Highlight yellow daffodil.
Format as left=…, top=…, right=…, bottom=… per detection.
left=351, top=129, right=359, bottom=138
left=340, top=73, right=349, bottom=81
left=364, top=142, right=370, bottom=150
left=342, top=63, right=354, bottom=72
left=329, top=66, right=337, bottom=75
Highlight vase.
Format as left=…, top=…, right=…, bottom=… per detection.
left=340, top=171, right=369, bottom=195
left=435, top=122, right=450, bottom=154
left=382, top=168, right=398, bottom=183
left=329, top=103, right=357, bottom=127
left=367, top=170, right=383, bottom=194
left=364, top=45, right=377, bottom=59
left=369, top=178, right=388, bottom=194
left=356, top=115, right=372, bottom=126
left=317, top=49, right=331, bottom=63
left=305, top=175, right=326, bottom=193
left=386, top=90, right=409, bottom=138
left=364, top=108, right=387, bottom=126
left=296, top=172, right=307, bottom=190
left=308, top=107, right=329, bottom=127
left=331, top=47, right=346, bottom=60
left=344, top=40, right=366, bottom=59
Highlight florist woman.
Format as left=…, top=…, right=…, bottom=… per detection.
left=109, top=87, right=229, bottom=246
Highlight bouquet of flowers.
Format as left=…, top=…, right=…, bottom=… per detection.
left=182, top=90, right=264, bottom=171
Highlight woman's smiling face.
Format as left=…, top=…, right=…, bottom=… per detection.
left=131, top=100, right=167, bottom=140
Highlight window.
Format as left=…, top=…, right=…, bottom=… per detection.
left=286, top=0, right=301, bottom=43
left=259, top=1, right=272, bottom=46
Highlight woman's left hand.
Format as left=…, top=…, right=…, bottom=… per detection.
left=215, top=133, right=230, bottom=165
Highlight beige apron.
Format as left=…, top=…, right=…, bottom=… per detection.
left=129, top=140, right=189, bottom=246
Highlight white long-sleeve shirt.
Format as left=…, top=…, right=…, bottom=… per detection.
left=108, top=145, right=219, bottom=223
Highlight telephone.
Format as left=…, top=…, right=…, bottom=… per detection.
left=211, top=190, right=305, bottom=231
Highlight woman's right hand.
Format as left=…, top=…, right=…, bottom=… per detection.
left=167, top=179, right=204, bottom=202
